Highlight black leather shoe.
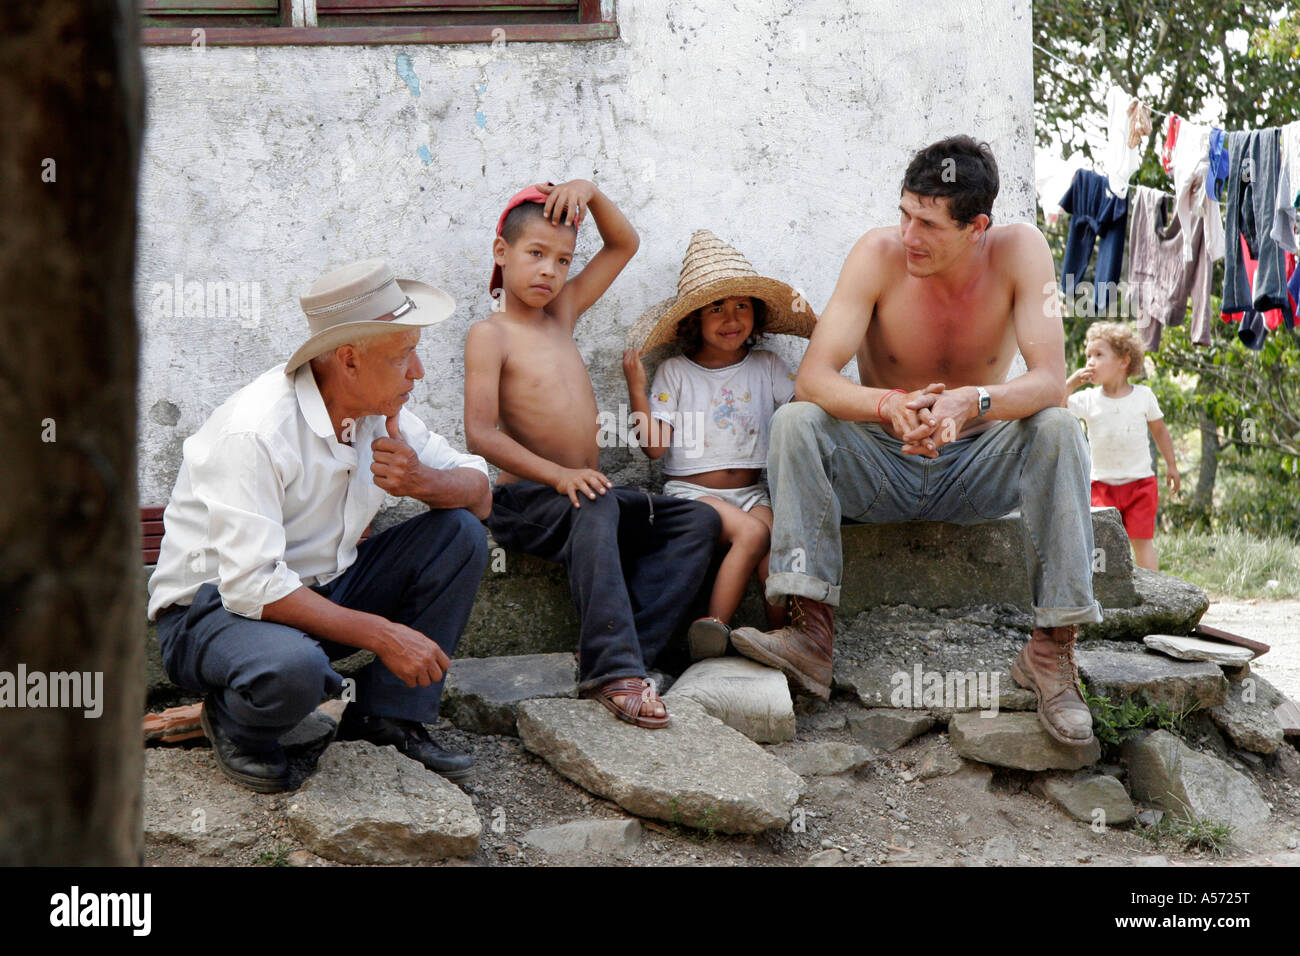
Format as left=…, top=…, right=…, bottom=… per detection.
left=200, top=697, right=291, bottom=793
left=338, top=711, right=475, bottom=783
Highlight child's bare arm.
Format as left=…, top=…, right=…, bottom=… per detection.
left=464, top=321, right=612, bottom=507
left=1064, top=367, right=1093, bottom=395
left=621, top=348, right=674, bottom=459
left=1148, top=418, right=1181, bottom=495
left=543, top=180, right=638, bottom=330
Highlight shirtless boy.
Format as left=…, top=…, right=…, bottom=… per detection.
left=464, top=181, right=721, bottom=728
left=730, top=136, right=1102, bottom=747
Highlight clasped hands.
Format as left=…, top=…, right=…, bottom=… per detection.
left=880, top=383, right=977, bottom=458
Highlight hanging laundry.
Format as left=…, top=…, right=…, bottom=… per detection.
left=1059, top=168, right=1129, bottom=315
left=1127, top=185, right=1220, bottom=350
left=1222, top=239, right=1297, bottom=350
left=1165, top=119, right=1218, bottom=264
left=1035, top=150, right=1091, bottom=226
left=1206, top=127, right=1231, bottom=203
left=1272, top=120, right=1300, bottom=253
left=1161, top=114, right=1182, bottom=175
left=1127, top=100, right=1152, bottom=148
left=1223, top=128, right=1292, bottom=315
left=1105, top=87, right=1143, bottom=197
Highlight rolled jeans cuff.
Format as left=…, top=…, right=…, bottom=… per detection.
left=576, top=668, right=649, bottom=696
left=1033, top=601, right=1104, bottom=628
left=766, top=572, right=840, bottom=608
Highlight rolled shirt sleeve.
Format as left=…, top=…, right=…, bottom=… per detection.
left=189, top=431, right=304, bottom=619
left=397, top=407, right=489, bottom=477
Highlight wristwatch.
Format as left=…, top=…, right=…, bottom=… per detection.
left=975, top=386, right=991, bottom=418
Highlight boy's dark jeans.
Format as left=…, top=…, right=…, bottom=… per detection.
left=486, top=480, right=721, bottom=692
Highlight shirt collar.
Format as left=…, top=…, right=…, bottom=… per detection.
left=294, top=363, right=338, bottom=440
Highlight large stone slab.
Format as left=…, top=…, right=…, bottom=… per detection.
left=1079, top=567, right=1209, bottom=642
left=1030, top=772, right=1135, bottom=824
left=665, top=657, right=795, bottom=743
left=1209, top=676, right=1284, bottom=755
left=441, top=653, right=578, bottom=736
left=848, top=709, right=935, bottom=751
left=1122, top=730, right=1270, bottom=830
left=833, top=605, right=1040, bottom=717
left=1077, top=649, right=1228, bottom=712
left=1143, top=634, right=1255, bottom=666
left=516, top=697, right=805, bottom=834
left=767, top=741, right=876, bottom=777
left=285, top=742, right=480, bottom=863
left=143, top=749, right=265, bottom=856
left=949, top=712, right=1101, bottom=770
left=837, top=508, right=1139, bottom=612
left=521, top=819, right=642, bottom=858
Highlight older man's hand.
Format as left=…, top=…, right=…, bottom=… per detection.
left=371, top=415, right=423, bottom=497
left=375, top=619, right=450, bottom=687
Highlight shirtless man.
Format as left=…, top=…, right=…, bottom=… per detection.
left=464, top=181, right=721, bottom=728
left=730, top=136, right=1101, bottom=746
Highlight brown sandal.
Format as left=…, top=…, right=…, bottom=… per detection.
left=583, top=677, right=670, bottom=729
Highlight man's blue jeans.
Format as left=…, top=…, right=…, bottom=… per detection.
left=764, top=402, right=1103, bottom=628
left=156, top=508, right=488, bottom=750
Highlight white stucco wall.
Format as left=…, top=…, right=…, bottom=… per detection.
left=136, top=0, right=1035, bottom=507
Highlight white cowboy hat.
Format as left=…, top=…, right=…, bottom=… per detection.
left=285, top=258, right=455, bottom=374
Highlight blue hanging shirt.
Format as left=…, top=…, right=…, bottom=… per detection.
left=1059, top=168, right=1130, bottom=315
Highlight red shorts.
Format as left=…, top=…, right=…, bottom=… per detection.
left=1091, top=476, right=1158, bottom=539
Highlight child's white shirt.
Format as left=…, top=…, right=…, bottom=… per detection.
left=649, top=349, right=795, bottom=476
left=1067, top=383, right=1163, bottom=483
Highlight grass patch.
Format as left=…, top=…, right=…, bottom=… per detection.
left=1157, top=528, right=1300, bottom=599
left=254, top=844, right=292, bottom=867
left=1139, top=812, right=1234, bottom=857
left=1081, top=683, right=1196, bottom=760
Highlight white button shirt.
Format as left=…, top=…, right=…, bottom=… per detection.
left=146, top=363, right=488, bottom=621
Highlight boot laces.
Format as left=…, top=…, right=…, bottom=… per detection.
left=789, top=596, right=807, bottom=627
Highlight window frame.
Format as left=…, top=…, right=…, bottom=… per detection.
left=141, top=0, right=616, bottom=46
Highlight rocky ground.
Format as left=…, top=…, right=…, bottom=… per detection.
left=142, top=597, right=1300, bottom=868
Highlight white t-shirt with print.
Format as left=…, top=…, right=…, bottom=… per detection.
left=648, top=349, right=795, bottom=476
left=1067, top=384, right=1163, bottom=483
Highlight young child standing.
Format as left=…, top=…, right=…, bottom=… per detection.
left=1066, top=321, right=1180, bottom=570
left=464, top=182, right=721, bottom=729
left=623, top=230, right=815, bottom=659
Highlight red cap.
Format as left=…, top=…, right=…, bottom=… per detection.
left=490, top=183, right=579, bottom=295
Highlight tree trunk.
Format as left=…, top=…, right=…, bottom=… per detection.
left=0, top=1, right=144, bottom=864
left=1192, top=408, right=1219, bottom=526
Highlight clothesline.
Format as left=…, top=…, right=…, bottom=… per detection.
left=1032, top=41, right=1171, bottom=120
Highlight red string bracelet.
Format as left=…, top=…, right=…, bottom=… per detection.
left=877, top=388, right=906, bottom=421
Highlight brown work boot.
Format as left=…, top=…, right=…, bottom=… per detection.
left=730, top=596, right=835, bottom=700
left=1010, top=625, right=1095, bottom=746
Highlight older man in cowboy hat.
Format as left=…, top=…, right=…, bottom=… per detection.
left=148, top=259, right=491, bottom=793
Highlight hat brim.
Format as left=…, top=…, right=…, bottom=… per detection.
left=626, top=276, right=817, bottom=355
left=285, top=279, right=454, bottom=375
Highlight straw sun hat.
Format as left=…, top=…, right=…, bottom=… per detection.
left=627, top=230, right=816, bottom=355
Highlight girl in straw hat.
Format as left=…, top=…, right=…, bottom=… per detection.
left=623, top=230, right=815, bottom=660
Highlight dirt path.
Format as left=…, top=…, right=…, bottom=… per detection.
left=1200, top=598, right=1300, bottom=702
